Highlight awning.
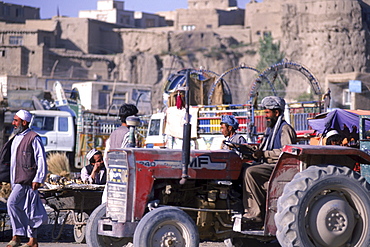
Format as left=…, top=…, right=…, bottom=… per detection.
left=308, top=109, right=370, bottom=135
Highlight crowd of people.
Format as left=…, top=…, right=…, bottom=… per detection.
left=1, top=94, right=367, bottom=246
left=0, top=103, right=139, bottom=247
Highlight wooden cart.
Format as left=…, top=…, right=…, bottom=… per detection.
left=40, top=185, right=104, bottom=243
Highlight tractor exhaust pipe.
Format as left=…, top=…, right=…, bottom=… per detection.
left=180, top=70, right=191, bottom=185
left=126, top=116, right=141, bottom=147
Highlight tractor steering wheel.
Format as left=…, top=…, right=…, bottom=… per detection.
left=223, top=141, right=257, bottom=159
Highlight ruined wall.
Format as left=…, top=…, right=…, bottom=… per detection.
left=0, top=46, right=24, bottom=75
left=241, top=0, right=370, bottom=102
left=118, top=0, right=370, bottom=109
left=280, top=0, right=368, bottom=100
left=113, top=29, right=259, bottom=109
left=188, top=0, right=237, bottom=10
left=245, top=0, right=285, bottom=42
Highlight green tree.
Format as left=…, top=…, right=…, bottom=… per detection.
left=255, top=34, right=287, bottom=101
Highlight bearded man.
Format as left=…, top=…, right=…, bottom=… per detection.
left=3, top=110, right=48, bottom=247
left=242, top=96, right=296, bottom=224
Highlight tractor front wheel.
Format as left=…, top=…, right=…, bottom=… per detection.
left=133, top=206, right=199, bottom=247
left=85, top=203, right=132, bottom=247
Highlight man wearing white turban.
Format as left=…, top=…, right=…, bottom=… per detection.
left=81, top=148, right=106, bottom=184
left=3, top=110, right=48, bottom=247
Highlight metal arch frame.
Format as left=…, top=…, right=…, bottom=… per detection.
left=248, top=71, right=277, bottom=104
left=255, top=61, right=322, bottom=97
left=206, top=64, right=271, bottom=143
left=208, top=65, right=267, bottom=105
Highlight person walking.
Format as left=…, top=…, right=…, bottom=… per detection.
left=3, top=110, right=48, bottom=247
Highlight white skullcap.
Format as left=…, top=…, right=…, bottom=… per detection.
left=16, top=110, right=32, bottom=122
left=326, top=130, right=339, bottom=138
left=86, top=148, right=99, bottom=161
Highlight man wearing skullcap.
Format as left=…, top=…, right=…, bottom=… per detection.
left=220, top=115, right=246, bottom=150
left=81, top=149, right=106, bottom=184
left=324, top=129, right=342, bottom=145
left=2, top=110, right=48, bottom=247
left=242, top=96, right=296, bottom=225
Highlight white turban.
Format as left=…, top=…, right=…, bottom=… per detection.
left=16, top=110, right=32, bottom=122
left=86, top=148, right=99, bottom=161
left=326, top=130, right=339, bottom=138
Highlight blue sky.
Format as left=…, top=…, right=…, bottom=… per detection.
left=5, top=0, right=253, bottom=19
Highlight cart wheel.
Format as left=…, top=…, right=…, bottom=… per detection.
left=74, top=212, right=89, bottom=243
left=86, top=203, right=132, bottom=247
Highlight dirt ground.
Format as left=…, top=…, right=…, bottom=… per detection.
left=0, top=207, right=280, bottom=247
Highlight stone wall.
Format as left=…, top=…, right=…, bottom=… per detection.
left=242, top=0, right=370, bottom=103
left=112, top=28, right=260, bottom=109
left=280, top=0, right=368, bottom=100
left=0, top=46, right=23, bottom=75
left=188, top=0, right=237, bottom=10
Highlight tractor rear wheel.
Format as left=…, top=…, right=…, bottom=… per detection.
left=133, top=206, right=199, bottom=247
left=275, top=165, right=370, bottom=247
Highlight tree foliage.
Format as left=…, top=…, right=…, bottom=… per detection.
left=255, top=34, right=287, bottom=101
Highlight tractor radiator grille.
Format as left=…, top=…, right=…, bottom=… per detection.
left=106, top=151, right=130, bottom=222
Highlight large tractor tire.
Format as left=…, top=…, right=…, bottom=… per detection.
left=85, top=203, right=133, bottom=247
left=275, top=165, right=370, bottom=247
left=133, top=206, right=199, bottom=247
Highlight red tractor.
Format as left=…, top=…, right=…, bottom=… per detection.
left=85, top=143, right=370, bottom=246
left=85, top=64, right=370, bottom=246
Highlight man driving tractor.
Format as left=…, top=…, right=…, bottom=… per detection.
left=242, top=96, right=297, bottom=224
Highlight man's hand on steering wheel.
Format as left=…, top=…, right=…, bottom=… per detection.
left=223, top=140, right=238, bottom=150
left=223, top=140, right=257, bottom=158
left=252, top=149, right=263, bottom=160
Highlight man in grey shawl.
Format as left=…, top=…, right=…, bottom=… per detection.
left=6, top=110, right=48, bottom=247
left=242, top=96, right=296, bottom=224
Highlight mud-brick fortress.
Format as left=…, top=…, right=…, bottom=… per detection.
left=1, top=0, right=370, bottom=112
